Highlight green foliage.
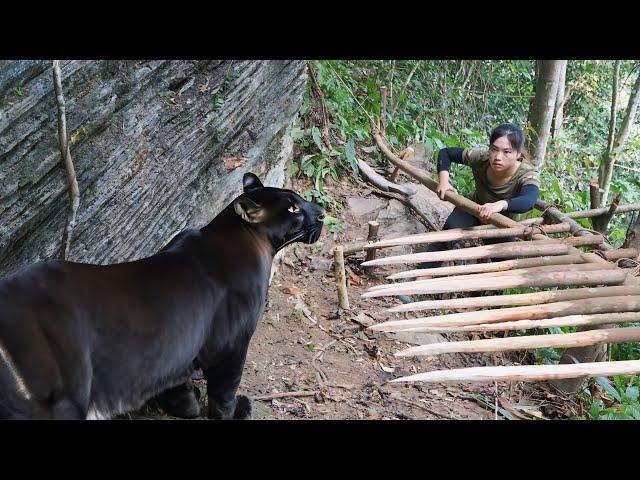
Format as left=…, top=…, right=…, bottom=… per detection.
left=323, top=215, right=344, bottom=234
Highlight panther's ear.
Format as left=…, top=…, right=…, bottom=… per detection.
left=233, top=196, right=265, bottom=224
left=243, top=172, right=264, bottom=192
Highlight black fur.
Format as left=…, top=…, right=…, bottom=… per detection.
left=0, top=173, right=325, bottom=419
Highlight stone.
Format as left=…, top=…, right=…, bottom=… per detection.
left=310, top=256, right=332, bottom=271
left=346, top=197, right=384, bottom=220
left=0, top=60, right=308, bottom=276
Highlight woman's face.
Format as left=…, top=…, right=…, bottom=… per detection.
left=488, top=135, right=520, bottom=172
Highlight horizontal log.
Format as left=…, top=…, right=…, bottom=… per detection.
left=601, top=248, right=640, bottom=262
left=370, top=295, right=640, bottom=331
left=426, top=312, right=640, bottom=333
left=395, top=326, right=640, bottom=357
left=387, top=254, right=591, bottom=280
left=388, top=285, right=640, bottom=313
left=357, top=158, right=416, bottom=196
left=365, top=223, right=571, bottom=250
left=362, top=269, right=628, bottom=298
left=389, top=360, right=640, bottom=384
left=370, top=262, right=616, bottom=292
left=362, top=241, right=570, bottom=267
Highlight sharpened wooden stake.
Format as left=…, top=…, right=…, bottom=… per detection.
left=389, top=360, right=640, bottom=384
left=366, top=223, right=571, bottom=250
left=362, top=268, right=628, bottom=298
left=333, top=246, right=349, bottom=310
left=364, top=221, right=380, bottom=275
left=388, top=284, right=640, bottom=313
left=371, top=295, right=640, bottom=331
left=422, top=312, right=640, bottom=333
left=387, top=253, right=590, bottom=280
left=370, top=262, right=616, bottom=291
left=394, top=326, right=640, bottom=357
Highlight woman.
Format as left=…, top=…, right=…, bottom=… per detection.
left=420, top=123, right=540, bottom=268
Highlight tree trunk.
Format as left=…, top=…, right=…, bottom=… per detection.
left=599, top=66, right=640, bottom=206
left=527, top=60, right=564, bottom=168
left=552, top=60, right=568, bottom=139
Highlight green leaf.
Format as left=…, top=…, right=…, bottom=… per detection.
left=625, top=385, right=639, bottom=402
left=291, top=127, right=304, bottom=141
left=311, top=126, right=324, bottom=153
left=595, top=376, right=622, bottom=402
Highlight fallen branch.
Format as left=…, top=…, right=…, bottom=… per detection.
left=53, top=60, right=80, bottom=260
left=395, top=326, right=640, bottom=357
left=389, top=360, right=640, bottom=384
left=357, top=159, right=416, bottom=196
left=388, top=284, right=640, bottom=313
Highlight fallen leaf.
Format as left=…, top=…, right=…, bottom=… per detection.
left=345, top=266, right=363, bottom=286
left=224, top=156, right=247, bottom=170
left=281, top=286, right=303, bottom=296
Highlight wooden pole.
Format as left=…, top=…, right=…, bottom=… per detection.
left=388, top=284, right=640, bottom=313
left=593, top=192, right=621, bottom=233
left=362, top=268, right=628, bottom=298
left=362, top=241, right=571, bottom=267
left=389, top=147, right=413, bottom=183
left=389, top=360, right=640, bottom=384
left=394, top=326, right=640, bottom=357
left=365, top=223, right=571, bottom=250
left=333, top=246, right=349, bottom=310
left=387, top=253, right=590, bottom=280
left=428, top=312, right=640, bottom=333
left=370, top=295, right=640, bottom=331
left=363, top=221, right=380, bottom=275
left=601, top=248, right=640, bottom=262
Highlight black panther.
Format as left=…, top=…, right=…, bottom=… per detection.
left=0, top=172, right=325, bottom=419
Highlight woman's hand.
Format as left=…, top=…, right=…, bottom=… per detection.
left=436, top=181, right=457, bottom=200
left=478, top=200, right=508, bottom=221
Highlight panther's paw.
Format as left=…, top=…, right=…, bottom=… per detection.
left=157, top=384, right=201, bottom=419
left=233, top=395, right=252, bottom=420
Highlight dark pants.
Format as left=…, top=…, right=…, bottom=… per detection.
left=418, top=207, right=514, bottom=269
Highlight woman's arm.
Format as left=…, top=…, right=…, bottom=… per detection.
left=505, top=184, right=540, bottom=213
left=436, top=148, right=465, bottom=199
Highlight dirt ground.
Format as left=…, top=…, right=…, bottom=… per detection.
left=131, top=172, right=586, bottom=421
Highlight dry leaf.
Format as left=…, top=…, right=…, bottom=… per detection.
left=345, top=266, right=363, bottom=286
left=281, top=286, right=303, bottom=296
left=224, top=156, right=247, bottom=170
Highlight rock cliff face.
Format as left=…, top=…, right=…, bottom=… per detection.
left=0, top=60, right=307, bottom=276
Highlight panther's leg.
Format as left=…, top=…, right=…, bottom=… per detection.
left=202, top=342, right=252, bottom=420
left=156, top=380, right=201, bottom=419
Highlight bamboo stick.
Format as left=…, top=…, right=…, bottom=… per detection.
left=394, top=326, right=640, bottom=357
left=370, top=295, right=640, bottom=331
left=389, top=360, right=640, bottom=384
left=365, top=223, right=571, bottom=250
left=362, top=241, right=570, bottom=267
left=421, top=312, right=640, bottom=333
left=387, top=253, right=590, bottom=280
left=370, top=262, right=616, bottom=292
left=364, top=221, right=380, bottom=275
left=388, top=285, right=640, bottom=313
left=362, top=269, right=627, bottom=298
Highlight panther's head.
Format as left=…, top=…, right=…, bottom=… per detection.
left=233, top=172, right=326, bottom=251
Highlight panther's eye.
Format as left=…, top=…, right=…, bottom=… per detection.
left=288, top=205, right=300, bottom=213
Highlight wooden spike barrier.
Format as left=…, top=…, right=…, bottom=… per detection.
left=394, top=326, right=640, bottom=357
left=370, top=295, right=640, bottom=331
left=389, top=360, right=640, bottom=384
left=388, top=284, right=640, bottom=313
left=362, top=269, right=628, bottom=298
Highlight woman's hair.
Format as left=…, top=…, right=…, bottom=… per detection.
left=489, top=123, right=531, bottom=161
